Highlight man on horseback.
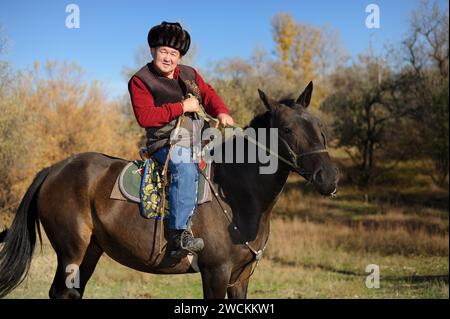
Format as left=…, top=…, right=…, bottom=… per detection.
left=128, top=21, right=234, bottom=258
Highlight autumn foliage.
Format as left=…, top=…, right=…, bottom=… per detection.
left=0, top=1, right=448, bottom=216
left=0, top=60, right=141, bottom=214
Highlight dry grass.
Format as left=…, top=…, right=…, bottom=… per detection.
left=1, top=165, right=448, bottom=299
left=272, top=172, right=449, bottom=257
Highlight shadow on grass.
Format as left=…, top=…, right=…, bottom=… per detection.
left=275, top=206, right=448, bottom=236
left=284, top=179, right=449, bottom=212
left=382, top=274, right=449, bottom=284
left=269, top=257, right=449, bottom=284
left=369, top=192, right=449, bottom=211
left=268, top=256, right=365, bottom=276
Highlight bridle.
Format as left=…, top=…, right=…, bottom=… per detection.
left=193, top=95, right=329, bottom=177
left=277, top=134, right=328, bottom=177
left=191, top=110, right=333, bottom=287
left=195, top=102, right=332, bottom=189
left=198, top=128, right=330, bottom=287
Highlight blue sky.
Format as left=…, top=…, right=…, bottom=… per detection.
left=0, top=0, right=448, bottom=99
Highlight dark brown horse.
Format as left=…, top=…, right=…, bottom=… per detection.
left=0, top=82, right=339, bottom=299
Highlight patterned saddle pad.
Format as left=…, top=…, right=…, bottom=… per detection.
left=110, top=157, right=212, bottom=219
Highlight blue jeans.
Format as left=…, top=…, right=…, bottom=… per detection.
left=153, top=145, right=199, bottom=230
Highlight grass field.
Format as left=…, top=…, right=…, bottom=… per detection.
left=2, top=161, right=449, bottom=299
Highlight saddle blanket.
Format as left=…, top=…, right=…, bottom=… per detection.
left=110, top=158, right=212, bottom=219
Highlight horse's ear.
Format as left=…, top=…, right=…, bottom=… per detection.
left=296, top=81, right=313, bottom=108
left=258, top=89, right=278, bottom=112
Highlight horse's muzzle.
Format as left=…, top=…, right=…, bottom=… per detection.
left=313, top=166, right=339, bottom=196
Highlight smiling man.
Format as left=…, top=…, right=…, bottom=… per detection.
left=128, top=21, right=234, bottom=258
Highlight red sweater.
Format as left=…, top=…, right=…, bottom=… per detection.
left=128, top=65, right=229, bottom=128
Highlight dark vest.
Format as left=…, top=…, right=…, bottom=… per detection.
left=132, top=63, right=204, bottom=154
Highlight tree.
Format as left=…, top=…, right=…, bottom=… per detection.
left=402, top=0, right=449, bottom=187
left=0, top=26, right=33, bottom=214
left=0, top=60, right=141, bottom=215
left=0, top=85, right=29, bottom=213
left=321, top=53, right=406, bottom=188
left=0, top=23, right=11, bottom=93
left=271, top=13, right=298, bottom=81
left=322, top=1, right=449, bottom=189
left=271, top=13, right=347, bottom=107
left=210, top=51, right=269, bottom=125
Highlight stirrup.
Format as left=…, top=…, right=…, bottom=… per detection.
left=169, top=248, right=188, bottom=259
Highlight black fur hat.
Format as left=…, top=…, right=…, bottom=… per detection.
left=147, top=21, right=191, bottom=56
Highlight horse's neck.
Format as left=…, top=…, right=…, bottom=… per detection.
left=213, top=130, right=291, bottom=241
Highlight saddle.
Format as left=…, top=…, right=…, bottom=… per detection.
left=110, top=148, right=212, bottom=219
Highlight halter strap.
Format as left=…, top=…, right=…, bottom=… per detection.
left=192, top=94, right=328, bottom=172
left=277, top=135, right=328, bottom=169
left=193, top=107, right=329, bottom=286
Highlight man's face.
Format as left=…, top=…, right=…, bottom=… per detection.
left=151, top=46, right=181, bottom=77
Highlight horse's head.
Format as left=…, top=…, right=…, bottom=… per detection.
left=258, top=82, right=339, bottom=196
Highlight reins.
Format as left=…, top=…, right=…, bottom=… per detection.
left=150, top=116, right=184, bottom=264
left=197, top=102, right=328, bottom=176
left=150, top=95, right=329, bottom=285
left=197, top=167, right=268, bottom=287
left=193, top=102, right=328, bottom=287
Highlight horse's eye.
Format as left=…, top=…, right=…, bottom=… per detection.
left=283, top=127, right=292, bottom=134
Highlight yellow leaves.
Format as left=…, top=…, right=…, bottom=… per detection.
left=23, top=61, right=137, bottom=161
left=271, top=13, right=323, bottom=85
left=293, top=24, right=321, bottom=81
left=272, top=13, right=297, bottom=65
left=270, top=13, right=345, bottom=108
left=0, top=60, right=141, bottom=209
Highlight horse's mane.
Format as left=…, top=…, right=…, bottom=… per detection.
left=247, top=111, right=271, bottom=129
left=246, top=98, right=302, bottom=129
left=278, top=98, right=297, bottom=108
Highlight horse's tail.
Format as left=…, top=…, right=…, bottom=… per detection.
left=0, top=167, right=51, bottom=298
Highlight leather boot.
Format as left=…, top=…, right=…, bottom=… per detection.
left=180, top=230, right=204, bottom=253
left=168, top=229, right=204, bottom=259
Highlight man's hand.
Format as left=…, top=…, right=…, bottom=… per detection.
left=216, top=113, right=234, bottom=128
left=182, top=97, right=200, bottom=113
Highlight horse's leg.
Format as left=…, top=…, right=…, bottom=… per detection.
left=226, top=266, right=252, bottom=299
left=201, top=265, right=232, bottom=299
left=78, top=239, right=103, bottom=297
left=47, top=225, right=92, bottom=299
left=49, top=252, right=88, bottom=298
